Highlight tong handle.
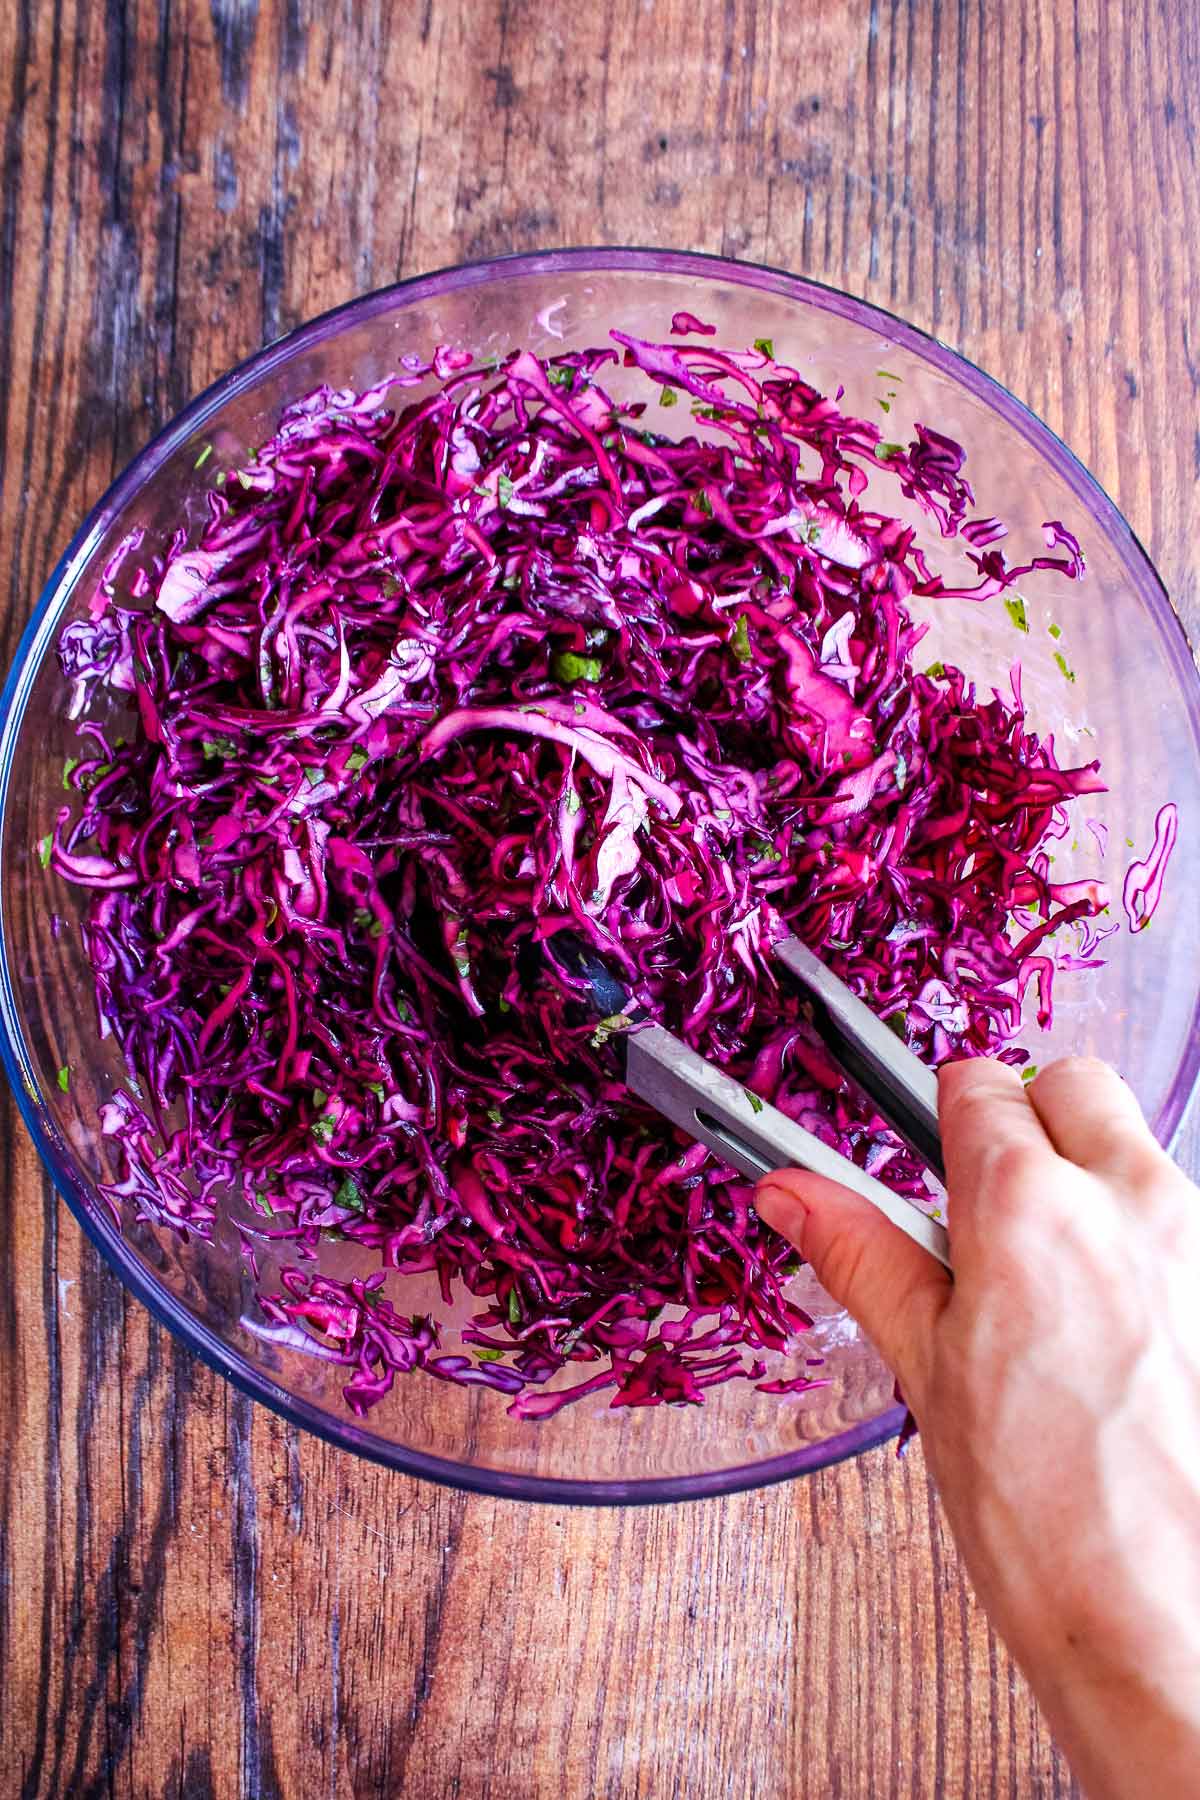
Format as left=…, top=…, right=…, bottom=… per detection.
left=774, top=936, right=945, bottom=1182
left=625, top=1023, right=951, bottom=1269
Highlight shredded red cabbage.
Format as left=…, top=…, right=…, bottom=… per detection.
left=53, top=328, right=1143, bottom=1418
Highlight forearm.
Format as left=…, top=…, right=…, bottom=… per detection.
left=1013, top=1644, right=1200, bottom=1800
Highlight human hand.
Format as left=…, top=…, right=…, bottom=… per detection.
left=756, top=1057, right=1200, bottom=1800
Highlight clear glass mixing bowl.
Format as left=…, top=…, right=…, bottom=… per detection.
left=2, top=249, right=1198, bottom=1503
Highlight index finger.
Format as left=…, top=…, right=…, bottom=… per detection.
left=937, top=1058, right=1056, bottom=1270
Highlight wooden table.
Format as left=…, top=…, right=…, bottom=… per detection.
left=3, top=3, right=1196, bottom=1794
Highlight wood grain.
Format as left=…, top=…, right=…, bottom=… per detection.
left=2, top=2, right=1196, bottom=1794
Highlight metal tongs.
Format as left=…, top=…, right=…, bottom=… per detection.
left=557, top=934, right=950, bottom=1269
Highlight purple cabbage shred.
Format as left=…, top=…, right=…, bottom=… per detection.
left=52, top=328, right=1136, bottom=1419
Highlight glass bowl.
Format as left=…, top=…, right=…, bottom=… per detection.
left=3, top=249, right=1198, bottom=1505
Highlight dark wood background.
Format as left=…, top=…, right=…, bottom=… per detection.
left=2, top=2, right=1197, bottom=1795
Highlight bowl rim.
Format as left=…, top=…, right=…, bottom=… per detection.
left=1, top=244, right=1196, bottom=1504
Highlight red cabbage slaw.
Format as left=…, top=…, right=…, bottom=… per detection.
left=50, top=323, right=1170, bottom=1419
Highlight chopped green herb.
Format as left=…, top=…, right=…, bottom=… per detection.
left=693, top=489, right=713, bottom=515
left=335, top=1175, right=364, bottom=1211
left=876, top=369, right=903, bottom=381
left=474, top=1346, right=506, bottom=1362
left=747, top=1091, right=765, bottom=1114
left=56, top=1064, right=70, bottom=1092
left=876, top=441, right=903, bottom=460
left=754, top=337, right=775, bottom=358
left=566, top=787, right=582, bottom=815
left=1048, top=622, right=1062, bottom=640
left=731, top=614, right=753, bottom=662
left=497, top=473, right=515, bottom=508
left=194, top=443, right=214, bottom=470
left=237, top=469, right=253, bottom=490
left=346, top=747, right=369, bottom=773
left=487, top=1106, right=504, bottom=1126
left=38, top=834, right=52, bottom=868
left=878, top=398, right=892, bottom=413
left=311, top=1113, right=337, bottom=1145
left=1021, top=1064, right=1038, bottom=1083
left=61, top=756, right=80, bottom=789
left=590, top=1012, right=631, bottom=1050
left=924, top=660, right=946, bottom=679
left=1004, top=595, right=1029, bottom=632
left=497, top=997, right=511, bottom=1014
left=885, top=1011, right=909, bottom=1041
left=552, top=650, right=604, bottom=684
left=302, top=764, right=326, bottom=788
left=202, top=736, right=237, bottom=761
left=256, top=1190, right=274, bottom=1216
left=312, top=1088, right=329, bottom=1108
left=546, top=363, right=575, bottom=388
left=508, top=1288, right=523, bottom=1326
left=1054, top=650, right=1077, bottom=683
left=366, top=1081, right=386, bottom=1100
left=659, top=385, right=679, bottom=407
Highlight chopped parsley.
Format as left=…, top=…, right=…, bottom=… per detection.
left=731, top=614, right=753, bottom=663
left=590, top=1012, right=631, bottom=1050
left=753, top=336, right=774, bottom=358
left=552, top=650, right=604, bottom=684
left=1054, top=650, right=1077, bottom=683
left=1004, top=595, right=1029, bottom=632
left=56, top=1064, right=70, bottom=1092
left=335, top=1175, right=363, bottom=1212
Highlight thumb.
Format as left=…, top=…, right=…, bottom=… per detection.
left=755, top=1169, right=951, bottom=1405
